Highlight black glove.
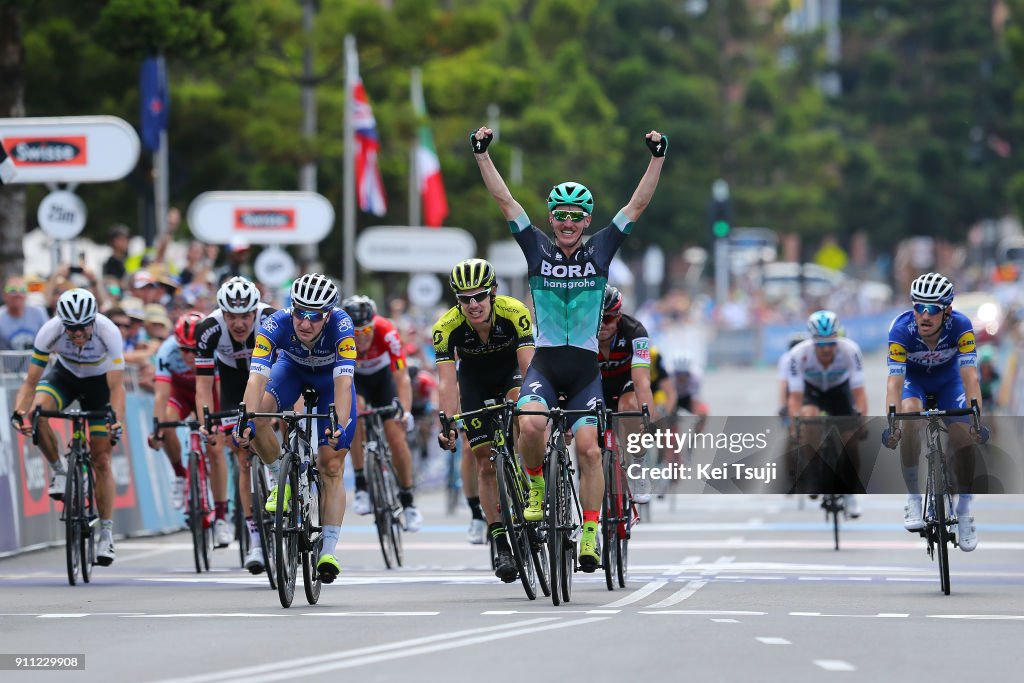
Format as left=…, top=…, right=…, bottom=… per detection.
left=470, top=130, right=493, bottom=154
left=646, top=134, right=668, bottom=158
left=10, top=411, right=23, bottom=429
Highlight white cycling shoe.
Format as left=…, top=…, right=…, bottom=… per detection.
left=351, top=490, right=371, bottom=516
left=403, top=506, right=423, bottom=533
left=466, top=518, right=487, bottom=544
left=957, top=515, right=978, bottom=552
left=903, top=496, right=925, bottom=531
left=213, top=518, right=233, bottom=548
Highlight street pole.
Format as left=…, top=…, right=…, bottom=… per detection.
left=711, top=179, right=731, bottom=311
left=298, top=0, right=320, bottom=271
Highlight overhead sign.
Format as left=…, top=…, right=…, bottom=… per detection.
left=407, top=273, right=443, bottom=308
left=37, top=191, right=87, bottom=240
left=0, top=116, right=140, bottom=184
left=487, top=240, right=528, bottom=278
left=187, top=192, right=334, bottom=245
left=355, top=226, right=476, bottom=273
left=253, top=245, right=297, bottom=288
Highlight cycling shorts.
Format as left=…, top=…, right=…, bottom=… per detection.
left=517, top=347, right=601, bottom=434
left=37, top=362, right=112, bottom=435
left=266, top=356, right=357, bottom=448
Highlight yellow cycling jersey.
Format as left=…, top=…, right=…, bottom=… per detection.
left=432, top=295, right=534, bottom=364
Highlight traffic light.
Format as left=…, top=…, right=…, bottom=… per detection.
left=709, top=195, right=732, bottom=239
left=712, top=218, right=730, bottom=238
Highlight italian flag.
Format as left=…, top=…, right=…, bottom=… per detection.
left=416, top=123, right=448, bottom=227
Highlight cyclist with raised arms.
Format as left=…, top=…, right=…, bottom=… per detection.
left=146, top=311, right=241, bottom=547
left=234, top=273, right=357, bottom=583
left=434, top=258, right=535, bottom=582
left=597, top=285, right=656, bottom=503
left=787, top=310, right=867, bottom=516
left=195, top=276, right=276, bottom=573
left=882, top=272, right=986, bottom=551
left=342, top=295, right=424, bottom=532
left=472, top=125, right=666, bottom=572
left=11, top=289, right=126, bottom=566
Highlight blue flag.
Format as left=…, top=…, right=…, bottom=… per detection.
left=140, top=56, right=168, bottom=151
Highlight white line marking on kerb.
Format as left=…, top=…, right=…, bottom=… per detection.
left=756, top=637, right=791, bottom=645
left=814, top=660, right=856, bottom=671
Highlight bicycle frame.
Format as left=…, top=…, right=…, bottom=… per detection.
left=31, top=405, right=114, bottom=586
left=154, top=416, right=213, bottom=573
left=601, top=406, right=649, bottom=589
left=889, top=399, right=982, bottom=595
left=793, top=415, right=850, bottom=551
left=359, top=404, right=404, bottom=570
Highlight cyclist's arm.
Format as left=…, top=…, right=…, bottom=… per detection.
left=787, top=389, right=804, bottom=422
left=332, top=374, right=354, bottom=433
left=241, top=371, right=270, bottom=416
left=106, top=369, right=127, bottom=429
left=393, top=365, right=412, bottom=415
left=620, top=131, right=667, bottom=223
left=472, top=128, right=525, bottom=221
left=515, top=345, right=534, bottom=380
left=195, top=374, right=215, bottom=422
left=436, top=361, right=459, bottom=421
left=14, top=362, right=45, bottom=416
left=630, top=364, right=655, bottom=416
left=852, top=385, right=868, bottom=416
left=152, top=378, right=171, bottom=425
left=884, top=374, right=903, bottom=413
left=960, top=364, right=983, bottom=415
left=660, top=373, right=678, bottom=416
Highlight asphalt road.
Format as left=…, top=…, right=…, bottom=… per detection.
left=1, top=354, right=1021, bottom=682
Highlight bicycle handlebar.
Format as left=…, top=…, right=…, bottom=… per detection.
left=237, top=402, right=339, bottom=437
left=32, top=405, right=116, bottom=447
left=202, top=406, right=240, bottom=434
left=888, top=398, right=982, bottom=433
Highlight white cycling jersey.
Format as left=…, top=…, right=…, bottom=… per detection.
left=786, top=338, right=864, bottom=393
left=30, top=314, right=125, bottom=378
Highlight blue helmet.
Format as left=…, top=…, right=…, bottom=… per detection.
left=807, top=310, right=839, bottom=340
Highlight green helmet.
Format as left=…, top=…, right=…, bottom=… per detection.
left=547, top=181, right=594, bottom=214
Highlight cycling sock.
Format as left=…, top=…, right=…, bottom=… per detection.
left=467, top=496, right=484, bottom=520
left=354, top=469, right=366, bottom=492
left=320, top=524, right=341, bottom=557
left=172, top=461, right=187, bottom=478
left=901, top=465, right=920, bottom=495
left=956, top=493, right=972, bottom=516
left=489, top=523, right=509, bottom=550
left=269, top=459, right=281, bottom=480
left=100, top=519, right=113, bottom=535
left=582, top=510, right=600, bottom=525
left=526, top=465, right=543, bottom=478
left=246, top=516, right=260, bottom=543
left=215, top=501, right=228, bottom=520
left=399, top=488, right=414, bottom=508
left=50, top=459, right=66, bottom=475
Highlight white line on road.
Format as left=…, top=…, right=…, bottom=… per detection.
left=598, top=580, right=668, bottom=608
left=155, top=617, right=609, bottom=683
left=646, top=579, right=708, bottom=608
left=814, top=659, right=856, bottom=671
left=927, top=614, right=1024, bottom=620
left=712, top=618, right=739, bottom=623
left=301, top=612, right=439, bottom=617
left=640, top=610, right=765, bottom=616
left=756, top=637, right=792, bottom=645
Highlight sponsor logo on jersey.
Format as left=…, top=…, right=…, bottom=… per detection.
left=888, top=343, right=906, bottom=363
left=262, top=316, right=278, bottom=332
left=633, top=339, right=651, bottom=363
left=253, top=334, right=273, bottom=358
left=540, top=261, right=597, bottom=279
left=957, top=332, right=976, bottom=354
left=337, top=337, right=357, bottom=360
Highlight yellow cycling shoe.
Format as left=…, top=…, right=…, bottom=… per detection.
left=524, top=478, right=545, bottom=522
left=579, top=523, right=599, bottom=573
left=317, top=553, right=341, bottom=583
left=264, top=483, right=291, bottom=514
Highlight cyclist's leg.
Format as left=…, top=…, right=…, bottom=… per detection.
left=315, top=378, right=357, bottom=577
left=515, top=356, right=559, bottom=472
left=898, top=377, right=927, bottom=528
left=935, top=380, right=979, bottom=549
left=258, top=360, right=303, bottom=466
left=33, top=367, right=72, bottom=493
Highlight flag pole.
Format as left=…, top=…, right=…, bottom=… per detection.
left=409, top=67, right=422, bottom=227
left=154, top=54, right=169, bottom=243
left=343, top=34, right=357, bottom=298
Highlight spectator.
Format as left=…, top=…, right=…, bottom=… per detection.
left=102, top=223, right=131, bottom=292
left=215, top=238, right=255, bottom=285
left=104, top=306, right=134, bottom=343
left=178, top=240, right=214, bottom=287
left=0, top=276, right=49, bottom=351
left=144, top=304, right=172, bottom=342
left=131, top=271, right=164, bottom=305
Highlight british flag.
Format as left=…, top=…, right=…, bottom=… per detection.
left=352, top=79, right=387, bottom=217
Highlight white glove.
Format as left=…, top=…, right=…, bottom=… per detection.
left=404, top=412, right=415, bottom=433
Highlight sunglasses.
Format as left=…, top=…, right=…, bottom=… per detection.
left=354, top=323, right=374, bottom=335
left=180, top=347, right=197, bottom=355
left=292, top=308, right=328, bottom=323
left=815, top=340, right=837, bottom=348
left=602, top=313, right=620, bottom=325
left=456, top=291, right=490, bottom=305
left=552, top=210, right=588, bottom=222
left=64, top=323, right=91, bottom=333
left=913, top=303, right=945, bottom=316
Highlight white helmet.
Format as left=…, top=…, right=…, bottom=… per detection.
left=217, top=276, right=260, bottom=314
left=672, top=352, right=696, bottom=375
left=290, top=273, right=339, bottom=310
left=910, top=272, right=954, bottom=305
left=56, top=288, right=98, bottom=327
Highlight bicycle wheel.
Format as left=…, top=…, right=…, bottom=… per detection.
left=187, top=452, right=206, bottom=573
left=932, top=459, right=951, bottom=596
left=382, top=458, right=404, bottom=568
left=233, top=464, right=248, bottom=568
left=302, top=468, right=323, bottom=605
left=601, top=451, right=618, bottom=591
left=544, top=449, right=565, bottom=606
left=496, top=451, right=536, bottom=599
left=64, top=456, right=81, bottom=586
left=251, top=457, right=277, bottom=589
left=558, top=466, right=574, bottom=604
left=81, top=463, right=96, bottom=584
left=368, top=449, right=399, bottom=569
left=446, top=449, right=460, bottom=516
left=615, top=461, right=631, bottom=588
left=275, top=455, right=300, bottom=608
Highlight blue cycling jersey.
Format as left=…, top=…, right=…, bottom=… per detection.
left=250, top=307, right=357, bottom=380
left=886, top=309, right=978, bottom=378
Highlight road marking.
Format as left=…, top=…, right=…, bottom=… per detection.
left=115, top=546, right=181, bottom=563
left=37, top=613, right=89, bottom=618
left=756, top=637, right=791, bottom=645
left=927, top=614, right=1024, bottom=620
left=646, top=579, right=708, bottom=608
left=598, top=580, right=667, bottom=608
left=302, top=612, right=439, bottom=617
left=124, top=613, right=288, bottom=619
left=640, top=610, right=765, bottom=616
left=814, top=659, right=856, bottom=671
left=154, top=617, right=608, bottom=683
left=713, top=618, right=739, bottom=623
